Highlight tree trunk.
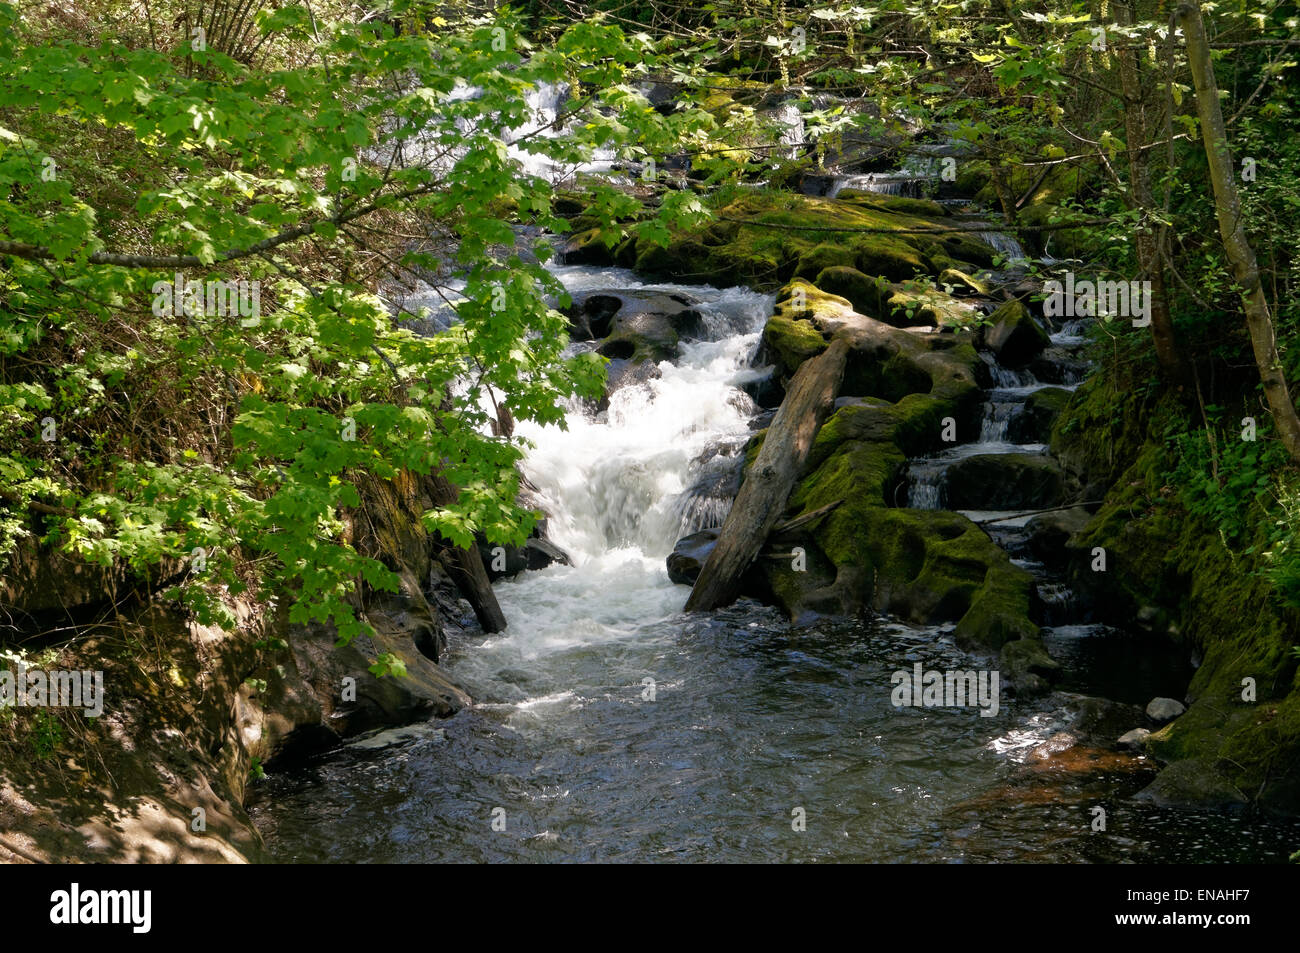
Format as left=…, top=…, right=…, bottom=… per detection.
left=428, top=474, right=509, bottom=633
left=1178, top=1, right=1300, bottom=464
left=684, top=338, right=849, bottom=612
left=1117, top=2, right=1188, bottom=383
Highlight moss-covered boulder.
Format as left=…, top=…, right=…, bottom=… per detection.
left=560, top=227, right=618, bottom=266
left=760, top=278, right=984, bottom=412
left=884, top=285, right=982, bottom=329
left=1009, top=385, right=1074, bottom=444
left=814, top=265, right=890, bottom=317
left=944, top=452, right=1067, bottom=510
left=1050, top=372, right=1300, bottom=813
left=741, top=281, right=1047, bottom=683
left=984, top=299, right=1051, bottom=367
left=629, top=191, right=991, bottom=289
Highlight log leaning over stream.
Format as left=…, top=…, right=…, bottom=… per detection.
left=429, top=473, right=509, bottom=633
left=684, top=337, right=850, bottom=612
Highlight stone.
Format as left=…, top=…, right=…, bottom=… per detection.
left=944, top=452, right=1066, bottom=510
left=667, top=529, right=720, bottom=586
left=1118, top=728, right=1152, bottom=750
left=1146, top=696, right=1187, bottom=723
left=983, top=299, right=1050, bottom=367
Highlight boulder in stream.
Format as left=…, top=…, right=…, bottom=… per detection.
left=668, top=529, right=721, bottom=586
left=944, top=452, right=1066, bottom=511
left=983, top=299, right=1050, bottom=367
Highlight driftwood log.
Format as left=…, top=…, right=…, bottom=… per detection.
left=684, top=337, right=849, bottom=612
left=429, top=474, right=509, bottom=633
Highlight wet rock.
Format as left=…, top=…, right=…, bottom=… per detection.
left=983, top=299, right=1050, bottom=367
left=1008, top=386, right=1073, bottom=444
left=478, top=537, right=571, bottom=582
left=1146, top=696, right=1187, bottom=723
left=603, top=358, right=662, bottom=399
left=667, top=529, right=720, bottom=586
left=944, top=452, right=1066, bottom=510
left=1065, top=694, right=1150, bottom=744
left=1118, top=728, right=1152, bottom=750
left=566, top=293, right=622, bottom=340
left=1134, top=758, right=1248, bottom=809
left=740, top=364, right=784, bottom=409
left=564, top=289, right=706, bottom=363
left=1028, top=346, right=1089, bottom=385
left=1025, top=506, right=1093, bottom=568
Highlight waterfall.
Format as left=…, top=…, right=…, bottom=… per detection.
left=516, top=268, right=771, bottom=564
left=827, top=173, right=924, bottom=198
left=969, top=226, right=1028, bottom=264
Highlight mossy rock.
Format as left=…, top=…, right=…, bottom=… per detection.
left=630, top=191, right=956, bottom=290
left=845, top=194, right=949, bottom=218
left=944, top=452, right=1067, bottom=510
left=751, top=371, right=1042, bottom=655
left=997, top=635, right=1061, bottom=697
left=813, top=265, right=891, bottom=317
left=885, top=285, right=981, bottom=329
left=938, top=267, right=990, bottom=297
left=983, top=298, right=1051, bottom=367
left=1010, top=385, right=1074, bottom=444
left=796, top=242, right=859, bottom=278
left=559, top=227, right=618, bottom=267
left=1050, top=369, right=1300, bottom=813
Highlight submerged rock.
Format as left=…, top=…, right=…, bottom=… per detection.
left=1135, top=758, right=1249, bottom=809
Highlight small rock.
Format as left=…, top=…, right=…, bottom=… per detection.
left=1145, top=697, right=1186, bottom=722
left=1118, top=728, right=1151, bottom=750
left=667, top=529, right=720, bottom=586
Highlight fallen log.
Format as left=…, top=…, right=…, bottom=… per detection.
left=684, top=337, right=849, bottom=612
left=438, top=545, right=509, bottom=633
left=428, top=473, right=509, bottom=633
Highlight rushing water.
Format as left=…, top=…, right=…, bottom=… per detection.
left=249, top=264, right=1300, bottom=863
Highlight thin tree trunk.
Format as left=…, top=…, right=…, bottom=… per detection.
left=684, top=338, right=849, bottom=612
left=1178, top=1, right=1300, bottom=464
left=1118, top=2, right=1188, bottom=383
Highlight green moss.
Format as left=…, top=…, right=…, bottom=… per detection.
left=885, top=286, right=981, bottom=329
left=938, top=268, right=990, bottom=296
left=1051, top=362, right=1300, bottom=811
left=761, top=313, right=827, bottom=378
left=630, top=190, right=958, bottom=290
left=813, top=266, right=890, bottom=317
